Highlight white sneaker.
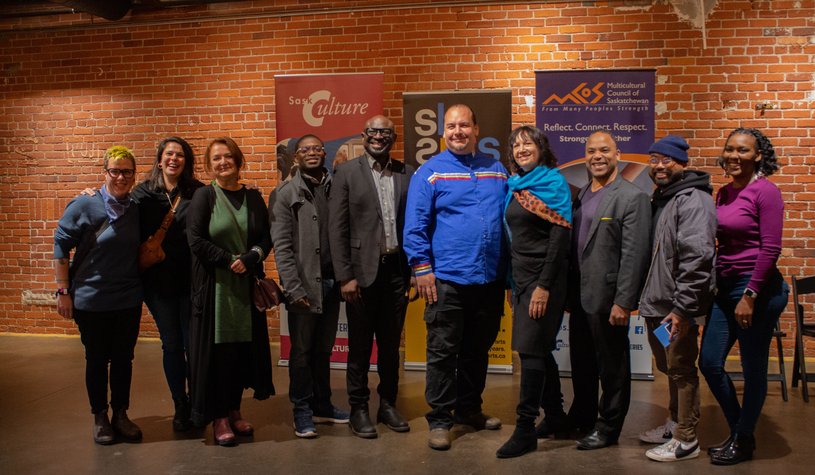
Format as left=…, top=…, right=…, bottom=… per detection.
left=646, top=438, right=700, bottom=462
left=639, top=419, right=677, bottom=444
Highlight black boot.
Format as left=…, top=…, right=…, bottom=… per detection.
left=173, top=396, right=192, bottom=432
left=93, top=411, right=115, bottom=445
left=111, top=407, right=143, bottom=442
left=707, top=434, right=734, bottom=456
left=496, top=367, right=544, bottom=459
left=535, top=413, right=572, bottom=439
left=711, top=433, right=754, bottom=465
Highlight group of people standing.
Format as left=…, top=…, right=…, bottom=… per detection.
left=53, top=102, right=787, bottom=467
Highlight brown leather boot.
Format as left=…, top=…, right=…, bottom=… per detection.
left=213, top=417, right=236, bottom=446
left=111, top=408, right=143, bottom=441
left=93, top=411, right=115, bottom=445
left=228, top=410, right=254, bottom=436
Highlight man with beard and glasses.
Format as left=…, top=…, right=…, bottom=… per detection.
left=568, top=130, right=650, bottom=451
left=404, top=104, right=509, bottom=451
left=329, top=115, right=415, bottom=438
left=271, top=134, right=349, bottom=439
left=638, top=135, right=716, bottom=462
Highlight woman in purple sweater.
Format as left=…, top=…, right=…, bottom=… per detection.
left=700, top=128, right=789, bottom=466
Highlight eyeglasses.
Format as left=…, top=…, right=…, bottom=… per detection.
left=364, top=128, right=394, bottom=138
left=296, top=145, right=324, bottom=154
left=105, top=168, right=135, bottom=178
left=648, top=156, right=676, bottom=166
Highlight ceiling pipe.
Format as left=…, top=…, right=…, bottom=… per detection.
left=48, top=0, right=133, bottom=21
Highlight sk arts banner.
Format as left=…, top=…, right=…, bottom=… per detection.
left=402, top=90, right=512, bottom=169
left=275, top=73, right=383, bottom=368
left=402, top=90, right=513, bottom=374
left=536, top=69, right=655, bottom=379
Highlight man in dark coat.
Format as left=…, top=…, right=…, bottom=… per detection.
left=329, top=115, right=415, bottom=438
left=568, top=130, right=651, bottom=450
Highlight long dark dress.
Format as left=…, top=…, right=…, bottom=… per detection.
left=505, top=197, right=570, bottom=356
left=187, top=184, right=275, bottom=426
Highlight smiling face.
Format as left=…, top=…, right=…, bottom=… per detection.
left=362, top=115, right=396, bottom=160
left=208, top=142, right=239, bottom=182
left=443, top=105, right=479, bottom=155
left=721, top=132, right=760, bottom=179
left=104, top=156, right=136, bottom=200
left=295, top=136, right=326, bottom=171
left=648, top=152, right=686, bottom=187
left=585, top=131, right=620, bottom=181
left=512, top=132, right=541, bottom=171
left=160, top=141, right=186, bottom=181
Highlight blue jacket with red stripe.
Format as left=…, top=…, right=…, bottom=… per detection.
left=403, top=149, right=509, bottom=285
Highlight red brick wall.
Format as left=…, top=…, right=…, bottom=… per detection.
left=1, top=1, right=813, bottom=355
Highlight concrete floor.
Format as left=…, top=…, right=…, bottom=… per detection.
left=0, top=333, right=812, bottom=474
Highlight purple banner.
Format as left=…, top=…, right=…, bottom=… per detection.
left=535, top=70, right=655, bottom=192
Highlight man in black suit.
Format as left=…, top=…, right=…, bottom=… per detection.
left=329, top=115, right=416, bottom=438
left=568, top=130, right=651, bottom=450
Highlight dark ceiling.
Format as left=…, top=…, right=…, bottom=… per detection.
left=0, top=1, right=246, bottom=21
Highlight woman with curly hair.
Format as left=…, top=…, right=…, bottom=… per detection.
left=699, top=128, right=789, bottom=465
left=496, top=126, right=572, bottom=458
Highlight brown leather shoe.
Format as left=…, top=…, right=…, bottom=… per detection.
left=93, top=411, right=115, bottom=445
left=428, top=428, right=451, bottom=450
left=111, top=408, right=143, bottom=442
left=228, top=410, right=254, bottom=436
left=213, top=417, right=236, bottom=446
left=454, top=412, right=502, bottom=431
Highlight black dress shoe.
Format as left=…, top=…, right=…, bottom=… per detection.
left=576, top=430, right=617, bottom=450
left=378, top=402, right=410, bottom=433
left=349, top=407, right=377, bottom=439
left=710, top=434, right=754, bottom=465
left=707, top=434, right=734, bottom=456
left=93, top=411, right=115, bottom=445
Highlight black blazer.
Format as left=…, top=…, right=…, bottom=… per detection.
left=570, top=175, right=651, bottom=315
left=328, top=155, right=415, bottom=288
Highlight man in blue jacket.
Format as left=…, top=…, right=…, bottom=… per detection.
left=403, top=104, right=508, bottom=451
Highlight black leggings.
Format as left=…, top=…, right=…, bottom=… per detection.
left=210, top=342, right=251, bottom=418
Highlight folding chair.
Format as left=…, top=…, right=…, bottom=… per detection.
left=791, top=275, right=815, bottom=402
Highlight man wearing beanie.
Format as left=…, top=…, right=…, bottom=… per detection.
left=638, top=135, right=717, bottom=462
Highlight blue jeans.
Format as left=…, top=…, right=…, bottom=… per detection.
left=699, top=272, right=789, bottom=437
left=144, top=288, right=191, bottom=402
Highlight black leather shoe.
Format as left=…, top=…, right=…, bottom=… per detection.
left=378, top=401, right=410, bottom=432
left=707, top=434, right=734, bottom=457
left=535, top=417, right=572, bottom=439
left=349, top=407, right=377, bottom=439
left=172, top=397, right=192, bottom=432
left=576, top=430, right=617, bottom=450
left=111, top=408, right=143, bottom=442
left=496, top=425, right=537, bottom=458
left=710, top=434, right=754, bottom=465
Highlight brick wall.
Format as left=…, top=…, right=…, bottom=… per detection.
left=0, top=1, right=813, bottom=355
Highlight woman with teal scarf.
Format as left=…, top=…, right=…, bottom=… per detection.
left=497, top=126, right=573, bottom=459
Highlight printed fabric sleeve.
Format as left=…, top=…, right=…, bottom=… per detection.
left=402, top=171, right=434, bottom=276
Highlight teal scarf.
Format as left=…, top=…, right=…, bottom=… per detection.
left=504, top=165, right=572, bottom=226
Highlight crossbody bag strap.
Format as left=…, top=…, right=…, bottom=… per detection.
left=69, top=195, right=112, bottom=285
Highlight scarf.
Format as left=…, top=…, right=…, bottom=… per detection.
left=504, top=165, right=572, bottom=228
left=99, top=184, right=132, bottom=223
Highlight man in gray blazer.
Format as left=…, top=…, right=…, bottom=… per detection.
left=329, top=115, right=416, bottom=438
left=568, top=130, right=651, bottom=450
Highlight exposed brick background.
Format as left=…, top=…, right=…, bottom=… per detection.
left=0, top=0, right=813, bottom=356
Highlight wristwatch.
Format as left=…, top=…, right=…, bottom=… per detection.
left=55, top=288, right=69, bottom=297
left=743, top=288, right=758, bottom=299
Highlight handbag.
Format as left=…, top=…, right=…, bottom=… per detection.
left=253, top=277, right=283, bottom=311
left=138, top=194, right=181, bottom=273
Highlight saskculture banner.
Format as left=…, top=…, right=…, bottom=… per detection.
left=402, top=90, right=514, bottom=374
left=535, top=69, right=656, bottom=379
left=275, top=72, right=384, bottom=368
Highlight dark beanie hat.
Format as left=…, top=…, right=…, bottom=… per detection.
left=648, top=135, right=689, bottom=163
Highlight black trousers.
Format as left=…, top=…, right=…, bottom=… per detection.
left=424, top=280, right=503, bottom=430
left=568, top=303, right=631, bottom=437
left=74, top=306, right=142, bottom=414
left=346, top=255, right=407, bottom=408
left=288, top=287, right=340, bottom=416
